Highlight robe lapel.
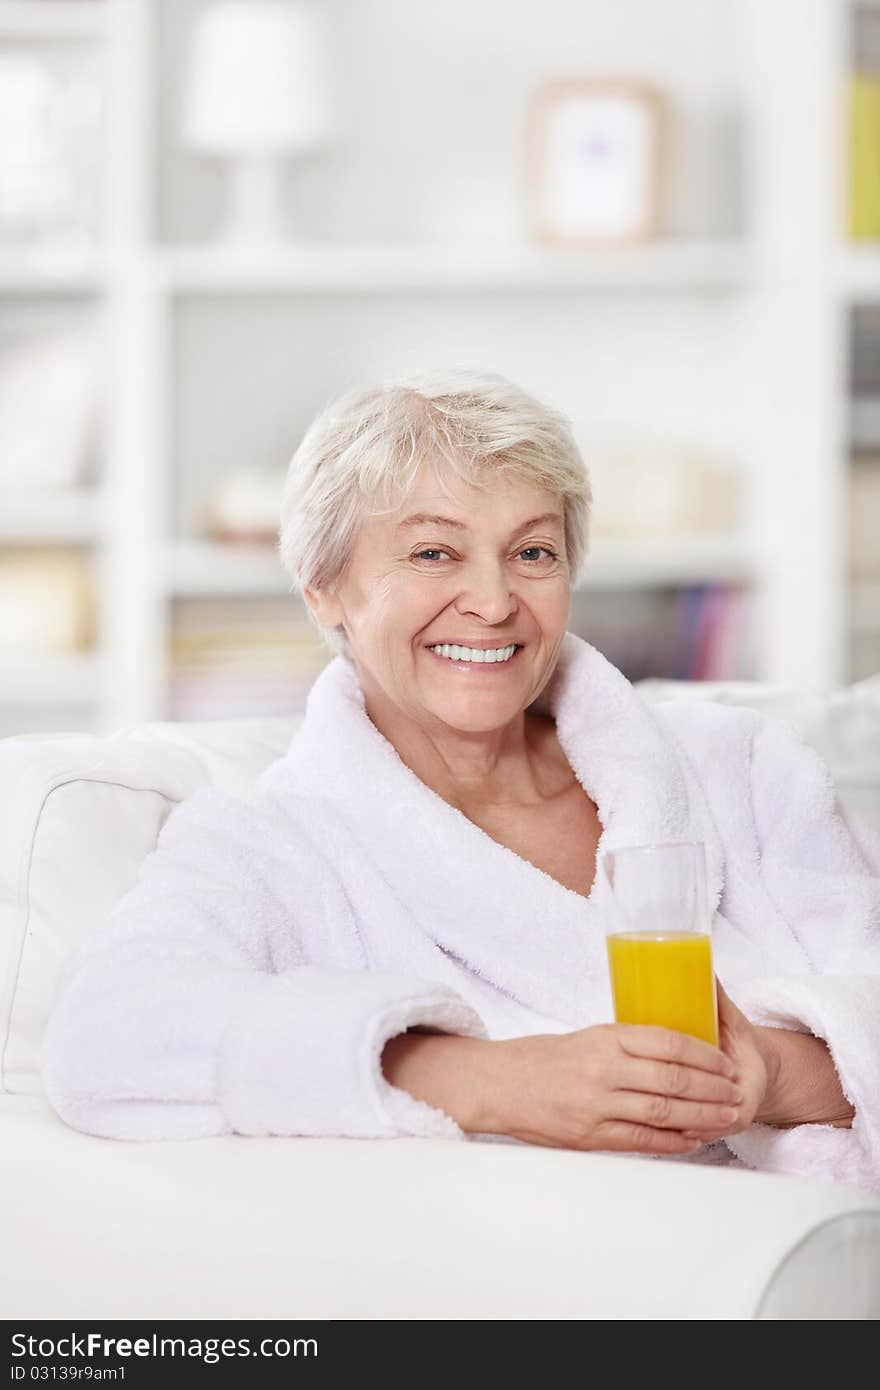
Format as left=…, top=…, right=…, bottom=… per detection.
left=282, top=632, right=726, bottom=1026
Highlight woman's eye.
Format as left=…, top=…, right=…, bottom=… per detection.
left=519, top=546, right=557, bottom=563
left=411, top=546, right=558, bottom=565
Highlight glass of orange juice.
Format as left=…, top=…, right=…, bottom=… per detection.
left=600, top=841, right=719, bottom=1047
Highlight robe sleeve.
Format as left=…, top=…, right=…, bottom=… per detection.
left=721, top=713, right=880, bottom=1194
left=39, top=787, right=489, bottom=1143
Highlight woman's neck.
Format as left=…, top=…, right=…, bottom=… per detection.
left=365, top=699, right=571, bottom=812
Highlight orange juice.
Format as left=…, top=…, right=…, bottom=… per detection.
left=606, top=931, right=719, bottom=1046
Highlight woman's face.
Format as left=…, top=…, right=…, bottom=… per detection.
left=306, top=463, right=572, bottom=737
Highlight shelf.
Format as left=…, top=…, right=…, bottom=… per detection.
left=0, top=2, right=107, bottom=40
left=0, top=248, right=106, bottom=294
left=0, top=242, right=755, bottom=298
left=578, top=536, right=758, bottom=589
left=0, top=650, right=103, bottom=705
left=0, top=489, right=106, bottom=543
left=156, top=240, right=754, bottom=296
left=167, top=541, right=289, bottom=597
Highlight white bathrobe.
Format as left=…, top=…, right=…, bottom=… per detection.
left=40, top=632, right=880, bottom=1194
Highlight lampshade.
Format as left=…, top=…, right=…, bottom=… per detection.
left=181, top=1, right=332, bottom=155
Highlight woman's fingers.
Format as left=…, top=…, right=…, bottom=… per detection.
left=609, top=1027, right=741, bottom=1136
left=594, top=1120, right=704, bottom=1156
left=616, top=1023, right=734, bottom=1077
left=611, top=1088, right=741, bottom=1135
left=618, top=1056, right=743, bottom=1107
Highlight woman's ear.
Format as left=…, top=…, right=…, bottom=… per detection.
left=302, top=582, right=344, bottom=631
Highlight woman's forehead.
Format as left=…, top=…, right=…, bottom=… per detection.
left=387, top=462, right=562, bottom=521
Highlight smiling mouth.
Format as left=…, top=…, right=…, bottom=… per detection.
left=426, top=643, right=523, bottom=666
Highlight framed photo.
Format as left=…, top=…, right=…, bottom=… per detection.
left=525, top=79, right=667, bottom=247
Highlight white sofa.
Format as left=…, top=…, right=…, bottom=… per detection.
left=2, top=674, right=880, bottom=1321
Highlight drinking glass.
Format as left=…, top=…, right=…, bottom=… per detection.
left=600, top=841, right=719, bottom=1046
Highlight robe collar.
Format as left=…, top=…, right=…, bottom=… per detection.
left=282, top=631, right=725, bottom=1026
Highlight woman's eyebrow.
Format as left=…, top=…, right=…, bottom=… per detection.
left=396, top=511, right=563, bottom=534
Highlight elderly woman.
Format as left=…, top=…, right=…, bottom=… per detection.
left=42, top=370, right=879, bottom=1193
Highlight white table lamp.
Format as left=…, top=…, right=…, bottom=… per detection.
left=181, top=1, right=332, bottom=244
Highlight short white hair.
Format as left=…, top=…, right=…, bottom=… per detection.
left=278, top=367, right=592, bottom=657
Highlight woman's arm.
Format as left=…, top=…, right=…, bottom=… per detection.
left=41, top=787, right=489, bottom=1142
left=381, top=1030, right=497, bottom=1133
left=678, top=981, right=858, bottom=1146
left=713, top=711, right=880, bottom=1190
left=381, top=1021, right=857, bottom=1147
left=755, top=1026, right=855, bottom=1129
left=383, top=1023, right=750, bottom=1156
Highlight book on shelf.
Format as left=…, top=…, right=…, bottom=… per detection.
left=167, top=597, right=330, bottom=721
left=849, top=4, right=880, bottom=241
left=850, top=456, right=880, bottom=580
left=689, top=586, right=752, bottom=681
left=849, top=72, right=880, bottom=239
left=571, top=583, right=753, bottom=684
left=0, top=547, right=96, bottom=655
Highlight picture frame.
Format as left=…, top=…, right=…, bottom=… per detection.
left=525, top=78, right=667, bottom=247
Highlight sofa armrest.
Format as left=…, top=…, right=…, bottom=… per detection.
left=4, top=1096, right=880, bottom=1320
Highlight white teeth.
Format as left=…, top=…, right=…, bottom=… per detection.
left=429, top=643, right=517, bottom=664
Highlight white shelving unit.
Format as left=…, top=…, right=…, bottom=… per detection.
left=0, top=0, right=872, bottom=735
left=0, top=253, right=105, bottom=293
left=0, top=1, right=108, bottom=40
left=0, top=489, right=106, bottom=543
left=167, top=539, right=290, bottom=597
left=155, top=240, right=756, bottom=294
left=2, top=651, right=104, bottom=706
left=581, top=536, right=760, bottom=589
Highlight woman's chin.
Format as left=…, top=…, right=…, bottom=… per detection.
left=414, top=650, right=538, bottom=729
left=425, top=692, right=528, bottom=734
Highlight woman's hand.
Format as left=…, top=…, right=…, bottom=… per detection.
left=482, top=1021, right=743, bottom=1155
left=701, top=980, right=855, bottom=1132
left=680, top=978, right=772, bottom=1145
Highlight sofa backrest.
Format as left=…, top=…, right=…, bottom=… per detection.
left=1, top=675, right=878, bottom=1099
left=0, top=716, right=300, bottom=1097
left=637, top=675, right=880, bottom=865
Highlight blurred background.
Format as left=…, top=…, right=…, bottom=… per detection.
left=0, top=0, right=877, bottom=736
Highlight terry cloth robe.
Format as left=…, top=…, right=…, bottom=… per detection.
left=40, top=632, right=880, bottom=1194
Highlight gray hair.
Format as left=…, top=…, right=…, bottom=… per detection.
left=278, top=367, right=592, bottom=656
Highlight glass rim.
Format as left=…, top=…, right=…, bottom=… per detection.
left=599, top=838, right=711, bottom=937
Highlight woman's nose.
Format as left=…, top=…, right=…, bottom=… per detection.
left=453, top=561, right=518, bottom=624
